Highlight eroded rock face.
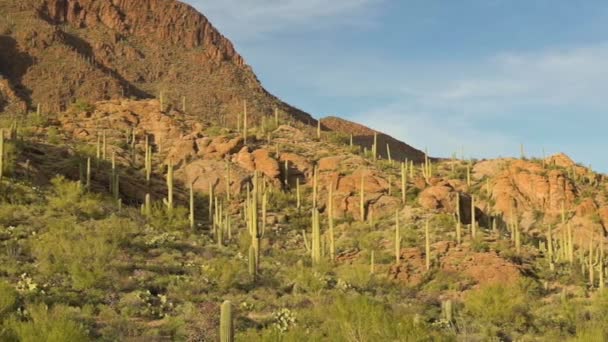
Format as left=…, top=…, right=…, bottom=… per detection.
left=41, top=0, right=243, bottom=62
left=476, top=159, right=578, bottom=220
left=389, top=242, right=522, bottom=288
left=235, top=147, right=280, bottom=180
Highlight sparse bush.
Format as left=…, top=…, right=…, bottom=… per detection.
left=0, top=280, right=18, bottom=319
left=464, top=283, right=532, bottom=337
left=5, top=304, right=89, bottom=341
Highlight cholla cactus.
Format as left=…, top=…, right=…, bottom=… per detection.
left=272, top=308, right=296, bottom=333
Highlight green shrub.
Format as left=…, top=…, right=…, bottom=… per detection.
left=46, top=176, right=105, bottom=218
left=5, top=304, right=89, bottom=341
left=0, top=281, right=18, bottom=319
left=31, top=216, right=134, bottom=290
left=464, top=283, right=532, bottom=337
left=72, top=100, right=95, bottom=113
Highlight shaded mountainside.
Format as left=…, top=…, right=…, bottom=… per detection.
left=0, top=0, right=312, bottom=125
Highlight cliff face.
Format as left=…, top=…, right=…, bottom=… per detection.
left=0, top=0, right=312, bottom=125
left=40, top=0, right=243, bottom=64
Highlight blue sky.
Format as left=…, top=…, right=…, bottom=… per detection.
left=186, top=0, right=608, bottom=171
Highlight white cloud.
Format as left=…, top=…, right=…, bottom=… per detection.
left=185, top=0, right=382, bottom=40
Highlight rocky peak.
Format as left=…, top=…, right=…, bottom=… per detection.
left=40, top=0, right=244, bottom=64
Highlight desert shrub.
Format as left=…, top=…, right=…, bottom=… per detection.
left=72, top=100, right=95, bottom=113
left=46, top=176, right=105, bottom=218
left=0, top=281, right=18, bottom=319
left=464, top=283, right=532, bottom=337
left=326, top=132, right=349, bottom=146
left=241, top=294, right=442, bottom=341
left=5, top=304, right=89, bottom=341
left=321, top=295, right=437, bottom=340
left=147, top=204, right=190, bottom=232
left=46, top=127, right=61, bottom=144
left=31, top=217, right=131, bottom=290
left=0, top=140, right=17, bottom=177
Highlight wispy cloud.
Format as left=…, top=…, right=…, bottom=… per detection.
left=186, top=0, right=382, bottom=40
left=297, top=43, right=608, bottom=163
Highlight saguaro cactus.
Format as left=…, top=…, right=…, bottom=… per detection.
left=86, top=157, right=91, bottom=190
left=317, top=120, right=321, bottom=139
left=395, top=210, right=401, bottom=264
left=372, top=132, right=378, bottom=161
left=243, top=100, right=248, bottom=144
left=166, top=160, right=174, bottom=211
left=370, top=250, right=375, bottom=274
left=296, top=178, right=301, bottom=209
left=311, top=208, right=321, bottom=265
left=312, top=166, right=318, bottom=208
left=455, top=193, right=462, bottom=244
left=102, top=130, right=107, bottom=160
left=189, top=183, right=195, bottom=229
left=471, top=195, right=476, bottom=238
left=220, top=300, right=234, bottom=342
left=401, top=162, right=407, bottom=203
left=274, top=106, right=279, bottom=126
left=248, top=243, right=257, bottom=280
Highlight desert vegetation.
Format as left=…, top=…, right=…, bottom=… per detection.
left=0, top=104, right=606, bottom=341
left=1, top=0, right=607, bottom=341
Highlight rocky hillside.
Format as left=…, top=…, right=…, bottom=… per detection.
left=0, top=99, right=607, bottom=340
left=0, top=0, right=312, bottom=125
left=321, top=116, right=427, bottom=162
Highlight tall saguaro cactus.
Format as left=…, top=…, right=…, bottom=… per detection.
left=243, top=100, right=248, bottom=144
left=456, top=193, right=462, bottom=244
left=166, top=160, right=174, bottom=211
left=401, top=162, right=407, bottom=203
left=311, top=208, right=321, bottom=265
left=372, top=132, right=378, bottom=161
left=471, top=195, right=476, bottom=238
left=189, top=182, right=195, bottom=229
left=395, top=210, right=401, bottom=264
left=220, top=300, right=234, bottom=342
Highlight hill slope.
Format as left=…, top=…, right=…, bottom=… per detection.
left=0, top=0, right=312, bottom=125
